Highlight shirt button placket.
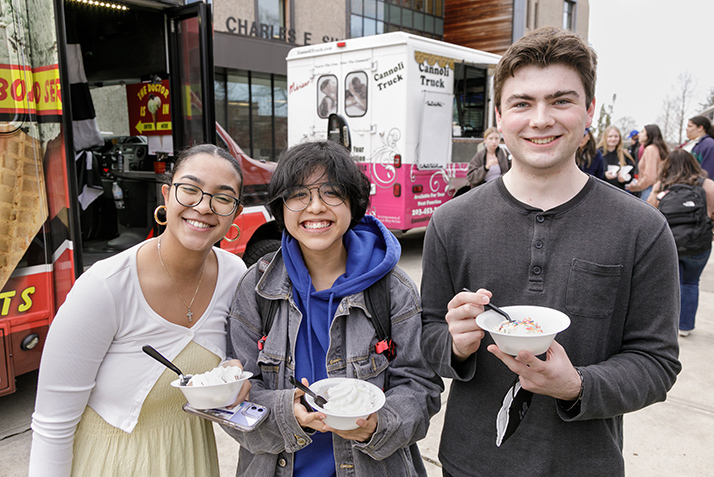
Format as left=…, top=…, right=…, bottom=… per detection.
left=530, top=215, right=547, bottom=292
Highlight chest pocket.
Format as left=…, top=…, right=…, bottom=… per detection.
left=349, top=353, right=389, bottom=389
left=565, top=259, right=623, bottom=319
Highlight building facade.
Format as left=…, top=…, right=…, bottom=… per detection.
left=212, top=0, right=448, bottom=161
left=444, top=0, right=589, bottom=55
left=211, top=0, right=589, bottom=160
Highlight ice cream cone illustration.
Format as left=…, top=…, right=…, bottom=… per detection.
left=147, top=94, right=161, bottom=130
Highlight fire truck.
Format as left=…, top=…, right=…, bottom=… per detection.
left=0, top=0, right=280, bottom=396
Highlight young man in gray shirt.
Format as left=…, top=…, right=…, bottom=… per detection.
left=421, top=27, right=681, bottom=476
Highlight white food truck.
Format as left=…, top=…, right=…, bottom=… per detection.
left=286, top=32, right=501, bottom=232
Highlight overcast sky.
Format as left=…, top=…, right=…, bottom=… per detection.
left=588, top=0, right=713, bottom=135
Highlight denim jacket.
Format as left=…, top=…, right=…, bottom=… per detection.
left=224, top=251, right=443, bottom=476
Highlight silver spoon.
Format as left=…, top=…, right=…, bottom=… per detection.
left=142, top=345, right=192, bottom=385
left=289, top=376, right=328, bottom=408
left=461, top=288, right=514, bottom=323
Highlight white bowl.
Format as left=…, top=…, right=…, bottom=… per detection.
left=171, top=371, right=253, bottom=409
left=476, top=305, right=570, bottom=356
left=304, top=377, right=386, bottom=430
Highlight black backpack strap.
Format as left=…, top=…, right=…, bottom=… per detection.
left=256, top=252, right=277, bottom=351
left=364, top=272, right=396, bottom=361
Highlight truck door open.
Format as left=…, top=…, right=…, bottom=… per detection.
left=167, top=2, right=216, bottom=147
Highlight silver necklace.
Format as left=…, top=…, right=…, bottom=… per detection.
left=157, top=237, right=206, bottom=322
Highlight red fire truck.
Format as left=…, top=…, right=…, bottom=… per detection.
left=0, top=0, right=280, bottom=396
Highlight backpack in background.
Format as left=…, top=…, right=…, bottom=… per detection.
left=657, top=180, right=713, bottom=255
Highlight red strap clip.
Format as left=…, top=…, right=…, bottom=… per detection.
left=375, top=339, right=397, bottom=361
left=258, top=336, right=267, bottom=350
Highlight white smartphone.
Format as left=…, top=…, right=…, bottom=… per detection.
left=183, top=401, right=269, bottom=432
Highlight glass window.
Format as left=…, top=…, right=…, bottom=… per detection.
left=364, top=18, right=377, bottom=36
left=318, top=75, right=338, bottom=119
left=425, top=0, right=434, bottom=15
left=225, top=71, right=251, bottom=155
left=563, top=1, right=575, bottom=30
left=413, top=11, right=424, bottom=31
left=352, top=0, right=363, bottom=14
left=453, top=65, right=487, bottom=138
left=214, top=73, right=227, bottom=127
left=402, top=8, right=412, bottom=28
left=257, top=0, right=285, bottom=40
left=216, top=69, right=287, bottom=162
left=273, top=76, right=287, bottom=157
left=377, top=1, right=386, bottom=21
left=351, top=0, right=441, bottom=39
left=425, top=14, right=434, bottom=33
left=351, top=14, right=363, bottom=38
left=251, top=73, right=273, bottom=161
left=345, top=71, right=368, bottom=117
left=364, top=0, right=377, bottom=18
left=387, top=4, right=401, bottom=23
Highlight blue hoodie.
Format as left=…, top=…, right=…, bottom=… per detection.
left=283, top=215, right=401, bottom=477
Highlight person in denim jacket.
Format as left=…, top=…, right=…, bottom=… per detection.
left=224, top=141, right=442, bottom=476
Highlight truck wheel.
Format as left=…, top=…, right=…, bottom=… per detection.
left=242, top=239, right=281, bottom=267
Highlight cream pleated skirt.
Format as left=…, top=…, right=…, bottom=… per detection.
left=71, top=341, right=221, bottom=477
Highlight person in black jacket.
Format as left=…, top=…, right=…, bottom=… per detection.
left=598, top=126, right=637, bottom=190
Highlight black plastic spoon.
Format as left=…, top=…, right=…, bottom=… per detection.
left=289, top=376, right=328, bottom=408
left=142, top=345, right=192, bottom=385
left=461, top=288, right=514, bottom=323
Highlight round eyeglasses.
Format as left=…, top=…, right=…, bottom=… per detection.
left=173, top=183, right=240, bottom=216
left=282, top=182, right=347, bottom=212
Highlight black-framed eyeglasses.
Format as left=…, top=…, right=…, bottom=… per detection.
left=282, top=182, right=347, bottom=212
left=173, top=182, right=240, bottom=216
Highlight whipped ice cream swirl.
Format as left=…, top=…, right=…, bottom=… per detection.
left=322, top=380, right=375, bottom=415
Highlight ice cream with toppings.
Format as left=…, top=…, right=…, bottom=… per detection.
left=187, top=364, right=243, bottom=387
left=322, top=380, right=375, bottom=415
left=495, top=317, right=543, bottom=335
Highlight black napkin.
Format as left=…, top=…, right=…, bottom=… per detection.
left=496, top=377, right=533, bottom=447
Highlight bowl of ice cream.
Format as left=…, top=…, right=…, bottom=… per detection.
left=476, top=305, right=570, bottom=356
left=304, top=377, right=386, bottom=430
left=171, top=365, right=252, bottom=409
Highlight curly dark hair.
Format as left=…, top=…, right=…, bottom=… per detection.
left=268, top=141, right=371, bottom=231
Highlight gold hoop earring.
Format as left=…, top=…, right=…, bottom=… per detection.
left=224, top=223, right=241, bottom=242
left=154, top=205, right=167, bottom=226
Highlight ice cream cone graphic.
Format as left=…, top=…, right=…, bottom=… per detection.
left=147, top=94, right=161, bottom=131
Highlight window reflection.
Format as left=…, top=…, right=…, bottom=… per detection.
left=318, top=75, right=338, bottom=118
left=345, top=72, right=368, bottom=117
left=215, top=69, right=287, bottom=161
left=351, top=0, right=442, bottom=38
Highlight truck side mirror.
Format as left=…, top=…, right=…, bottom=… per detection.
left=327, top=113, right=351, bottom=151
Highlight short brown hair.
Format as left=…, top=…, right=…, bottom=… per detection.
left=493, top=27, right=598, bottom=112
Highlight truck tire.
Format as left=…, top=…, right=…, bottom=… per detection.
left=242, top=239, right=281, bottom=267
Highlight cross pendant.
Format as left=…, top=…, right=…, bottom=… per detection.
left=186, top=309, right=193, bottom=322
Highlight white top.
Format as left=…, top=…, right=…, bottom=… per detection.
left=28, top=241, right=246, bottom=476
